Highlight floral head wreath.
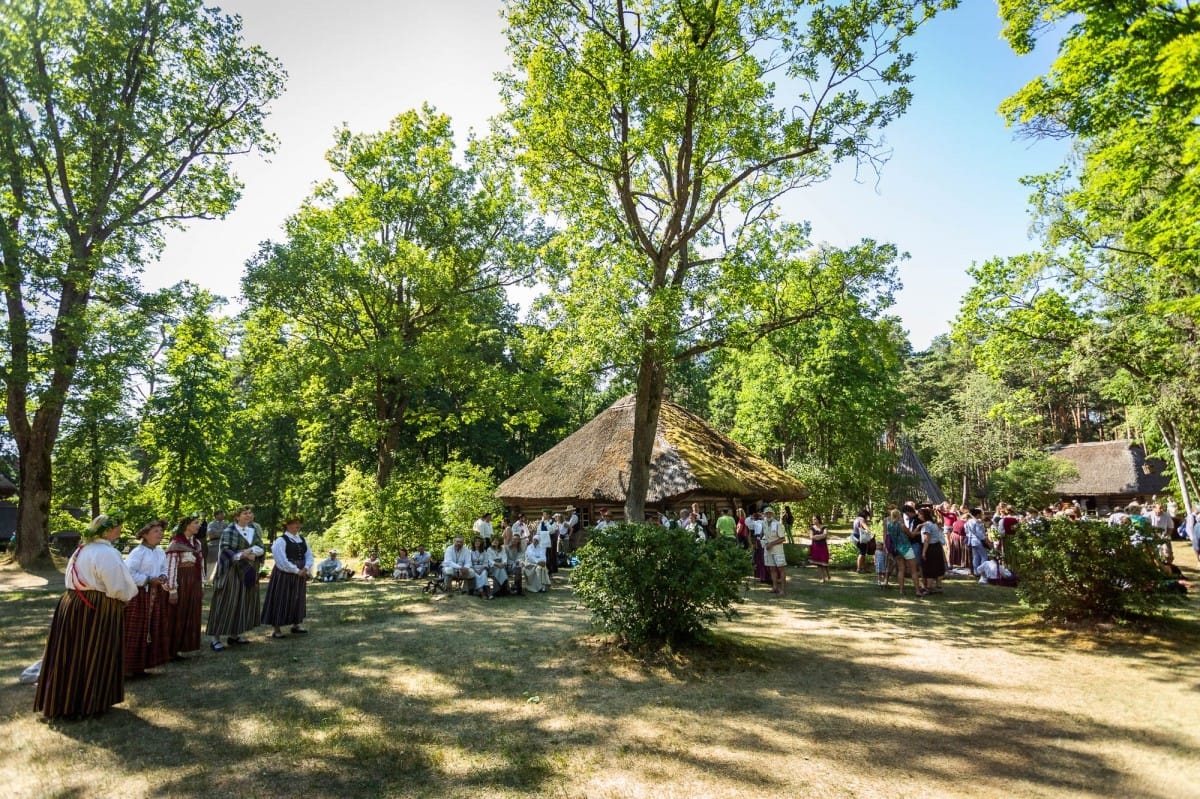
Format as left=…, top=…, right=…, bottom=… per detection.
left=85, top=510, right=125, bottom=539
left=174, top=513, right=201, bottom=534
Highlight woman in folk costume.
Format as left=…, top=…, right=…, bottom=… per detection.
left=206, top=504, right=265, bottom=651
left=523, top=533, right=551, bottom=593
left=124, top=519, right=171, bottom=676
left=261, top=514, right=313, bottom=638
left=35, top=511, right=138, bottom=720
left=164, top=514, right=206, bottom=658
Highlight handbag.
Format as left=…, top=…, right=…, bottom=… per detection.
left=866, top=537, right=877, bottom=556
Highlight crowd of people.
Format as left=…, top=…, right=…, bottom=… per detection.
left=32, top=495, right=1198, bottom=720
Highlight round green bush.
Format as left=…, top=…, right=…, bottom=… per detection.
left=1005, top=517, right=1177, bottom=621
left=572, top=523, right=751, bottom=647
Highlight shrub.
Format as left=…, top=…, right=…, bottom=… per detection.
left=830, top=541, right=858, bottom=570
left=782, top=543, right=808, bottom=565
left=572, top=523, right=751, bottom=647
left=1006, top=517, right=1176, bottom=621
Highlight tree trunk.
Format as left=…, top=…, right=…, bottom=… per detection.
left=1160, top=421, right=1192, bottom=515
left=14, top=431, right=54, bottom=567
left=625, top=346, right=667, bottom=523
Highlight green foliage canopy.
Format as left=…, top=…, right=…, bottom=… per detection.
left=0, top=0, right=283, bottom=564
left=501, top=0, right=957, bottom=520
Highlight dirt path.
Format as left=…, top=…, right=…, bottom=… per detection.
left=0, top=561, right=63, bottom=592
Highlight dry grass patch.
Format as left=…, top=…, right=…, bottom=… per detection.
left=1, top=556, right=1199, bottom=798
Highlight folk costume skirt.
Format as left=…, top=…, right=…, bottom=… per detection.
left=166, top=561, right=204, bottom=654
left=206, top=559, right=261, bottom=637
left=124, top=585, right=170, bottom=675
left=261, top=567, right=307, bottom=627
left=35, top=590, right=126, bottom=719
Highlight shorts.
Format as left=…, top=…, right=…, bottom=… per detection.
left=900, top=549, right=916, bottom=561
left=855, top=541, right=870, bottom=556
left=874, top=550, right=887, bottom=573
left=765, top=550, right=787, bottom=568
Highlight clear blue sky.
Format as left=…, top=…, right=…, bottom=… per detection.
left=151, top=0, right=1069, bottom=350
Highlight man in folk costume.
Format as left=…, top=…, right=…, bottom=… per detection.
left=206, top=504, right=265, bottom=651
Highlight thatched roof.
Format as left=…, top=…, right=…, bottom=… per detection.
left=497, top=395, right=807, bottom=506
left=1051, top=440, right=1169, bottom=498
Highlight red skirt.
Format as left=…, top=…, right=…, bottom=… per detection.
left=124, top=585, right=170, bottom=675
left=166, top=562, right=204, bottom=654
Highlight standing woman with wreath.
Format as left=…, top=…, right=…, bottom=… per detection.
left=35, top=512, right=138, bottom=719
left=164, top=514, right=206, bottom=659
left=261, top=514, right=313, bottom=637
left=124, top=519, right=171, bottom=676
left=206, top=505, right=265, bottom=651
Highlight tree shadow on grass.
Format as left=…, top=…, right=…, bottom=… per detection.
left=6, top=574, right=1200, bottom=798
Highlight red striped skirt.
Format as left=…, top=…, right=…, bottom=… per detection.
left=34, top=590, right=126, bottom=719
left=124, top=585, right=170, bottom=675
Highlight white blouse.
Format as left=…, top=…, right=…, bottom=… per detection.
left=67, top=540, right=138, bottom=601
left=125, top=543, right=167, bottom=587
left=270, top=532, right=314, bottom=574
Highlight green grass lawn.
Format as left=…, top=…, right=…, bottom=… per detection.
left=2, top=547, right=1200, bottom=799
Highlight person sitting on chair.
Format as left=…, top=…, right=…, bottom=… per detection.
left=317, top=550, right=348, bottom=582
left=487, top=537, right=510, bottom=596
left=504, top=535, right=525, bottom=595
left=523, top=534, right=551, bottom=593
left=443, top=536, right=485, bottom=595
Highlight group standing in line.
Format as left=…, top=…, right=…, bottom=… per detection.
left=34, top=504, right=314, bottom=720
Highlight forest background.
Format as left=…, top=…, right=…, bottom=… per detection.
left=2, top=0, right=1198, bottom=565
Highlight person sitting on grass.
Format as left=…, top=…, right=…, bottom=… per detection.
left=317, top=550, right=350, bottom=582
left=361, top=549, right=382, bottom=580
left=393, top=548, right=413, bottom=579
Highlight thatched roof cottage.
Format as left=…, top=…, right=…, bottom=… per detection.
left=1050, top=439, right=1170, bottom=512
left=497, top=395, right=807, bottom=525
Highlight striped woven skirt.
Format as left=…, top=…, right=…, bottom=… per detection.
left=34, top=590, right=126, bottom=719
left=124, top=586, right=170, bottom=675
left=206, top=564, right=261, bottom=637
left=166, top=563, right=204, bottom=654
left=260, top=568, right=307, bottom=626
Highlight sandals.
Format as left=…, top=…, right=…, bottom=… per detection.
left=290, top=626, right=308, bottom=634
left=228, top=636, right=250, bottom=645
left=271, top=632, right=285, bottom=639
left=210, top=641, right=226, bottom=652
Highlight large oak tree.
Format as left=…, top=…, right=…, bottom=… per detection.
left=0, top=0, right=283, bottom=565
left=501, top=0, right=956, bottom=521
